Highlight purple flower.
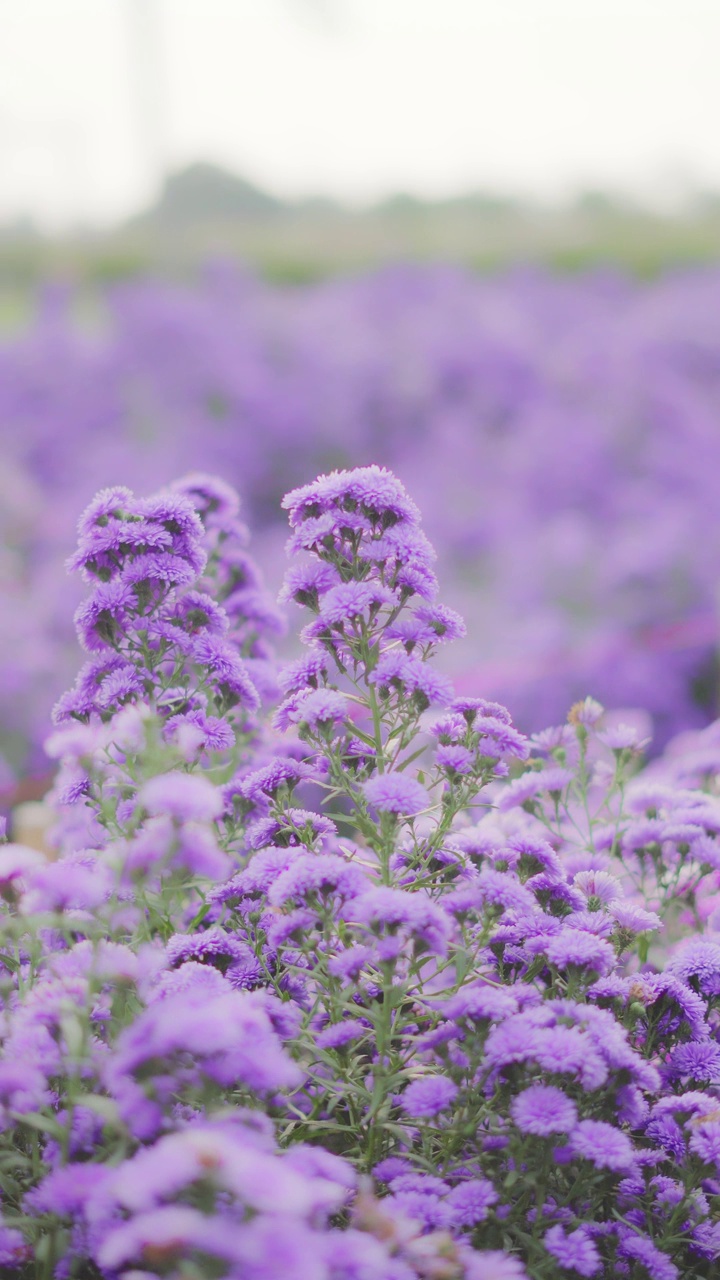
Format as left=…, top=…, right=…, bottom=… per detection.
left=642, top=972, right=708, bottom=1041
left=369, top=651, right=454, bottom=707
left=536, top=766, right=575, bottom=793
left=279, top=561, right=341, bottom=607
left=439, top=984, right=518, bottom=1024
left=0, top=1226, right=29, bottom=1267
left=268, top=853, right=369, bottom=906
left=106, top=989, right=302, bottom=1134
left=667, top=937, right=720, bottom=997
left=165, top=709, right=235, bottom=755
left=191, top=635, right=260, bottom=709
left=103, top=1126, right=342, bottom=1220
left=319, top=581, right=395, bottom=625
left=150, top=961, right=231, bottom=1003
left=544, top=928, right=616, bottom=976
left=342, top=886, right=453, bottom=955
left=452, top=697, right=512, bottom=726
left=465, top=1253, right=528, bottom=1280
left=283, top=466, right=421, bottom=531
left=386, top=1173, right=449, bottom=1195
left=239, top=756, right=316, bottom=802
left=485, top=1013, right=611, bottom=1091
left=316, top=1021, right=367, bottom=1050
left=71, top=515, right=174, bottom=580
left=688, top=1119, right=720, bottom=1168
left=497, top=774, right=547, bottom=812
left=572, top=870, right=622, bottom=905
left=435, top=743, right=475, bottom=774
left=52, top=654, right=133, bottom=722
left=400, top=1076, right=458, bottom=1118
left=136, top=490, right=205, bottom=546
left=139, top=772, right=224, bottom=823
left=76, top=485, right=135, bottom=537
left=0, top=843, right=45, bottom=893
left=169, top=590, right=229, bottom=636
left=616, top=1231, right=679, bottom=1280
left=569, top=697, right=605, bottom=726
left=171, top=471, right=241, bottom=522
left=414, top=603, right=466, bottom=642
left=244, top=807, right=336, bottom=851
left=471, top=867, right=537, bottom=914
left=97, top=1206, right=242, bottom=1271
left=599, top=724, right=650, bottom=753
left=666, top=1040, right=720, bottom=1084
left=74, top=580, right=135, bottom=651
left=278, top=650, right=330, bottom=694
left=165, top=927, right=252, bottom=971
left=510, top=1084, right=578, bottom=1136
left=373, top=1157, right=413, bottom=1182
left=366, top=523, right=437, bottom=572
left=118, top=813, right=230, bottom=881
left=20, top=856, right=112, bottom=914
left=473, top=716, right=529, bottom=761
left=544, top=1225, right=601, bottom=1277
left=211, top=846, right=300, bottom=905
left=394, top=560, right=438, bottom=601
left=0, top=1061, right=50, bottom=1120
left=25, top=1163, right=109, bottom=1216
left=123, top=549, right=201, bottom=589
left=326, top=943, right=374, bottom=981
left=568, top=1119, right=635, bottom=1171
left=609, top=902, right=662, bottom=933
left=287, top=688, right=349, bottom=729
left=445, top=1179, right=498, bottom=1225
left=94, top=661, right=144, bottom=711
left=385, top=1188, right=449, bottom=1230
left=362, top=773, right=430, bottom=816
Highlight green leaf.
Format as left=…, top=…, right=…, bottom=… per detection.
left=12, top=1113, right=64, bottom=1139
left=0, top=1152, right=32, bottom=1172
left=187, top=902, right=211, bottom=931
left=72, top=1094, right=122, bottom=1126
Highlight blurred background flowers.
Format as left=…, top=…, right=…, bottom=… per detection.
left=2, top=0, right=720, bottom=787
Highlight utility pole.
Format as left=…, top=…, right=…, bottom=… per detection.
left=124, top=0, right=167, bottom=200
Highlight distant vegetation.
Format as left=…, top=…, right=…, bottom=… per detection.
left=2, top=160, right=720, bottom=287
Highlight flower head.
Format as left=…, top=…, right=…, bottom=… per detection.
left=362, top=773, right=430, bottom=816
left=139, top=772, right=224, bottom=823
left=510, top=1084, right=578, bottom=1137
left=544, top=1225, right=601, bottom=1277
left=400, top=1076, right=458, bottom=1118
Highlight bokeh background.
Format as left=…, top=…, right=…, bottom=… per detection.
left=3, top=0, right=720, bottom=794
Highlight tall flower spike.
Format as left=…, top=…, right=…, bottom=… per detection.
left=50, top=476, right=271, bottom=853
left=275, top=465, right=524, bottom=883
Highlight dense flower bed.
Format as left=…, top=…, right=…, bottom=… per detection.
left=1, top=466, right=720, bottom=1277
left=4, top=265, right=720, bottom=780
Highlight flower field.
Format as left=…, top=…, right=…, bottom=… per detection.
left=3, top=267, right=720, bottom=1278
left=4, top=264, right=720, bottom=787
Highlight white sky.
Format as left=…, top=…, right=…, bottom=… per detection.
left=0, top=0, right=719, bottom=227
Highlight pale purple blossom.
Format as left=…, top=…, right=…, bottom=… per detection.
left=287, top=688, right=349, bottom=729
left=544, top=1225, right=601, bottom=1277
left=569, top=1119, right=635, bottom=1171
left=139, top=772, right=224, bottom=823
left=616, top=1232, right=679, bottom=1280
left=400, top=1076, right=458, bottom=1118
left=510, top=1084, right=578, bottom=1136
left=362, top=773, right=430, bottom=816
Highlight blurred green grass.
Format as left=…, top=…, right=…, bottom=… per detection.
left=2, top=203, right=720, bottom=306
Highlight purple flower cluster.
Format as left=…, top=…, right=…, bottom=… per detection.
left=55, top=478, right=267, bottom=731
left=6, top=266, right=720, bottom=789
left=2, top=466, right=720, bottom=1278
